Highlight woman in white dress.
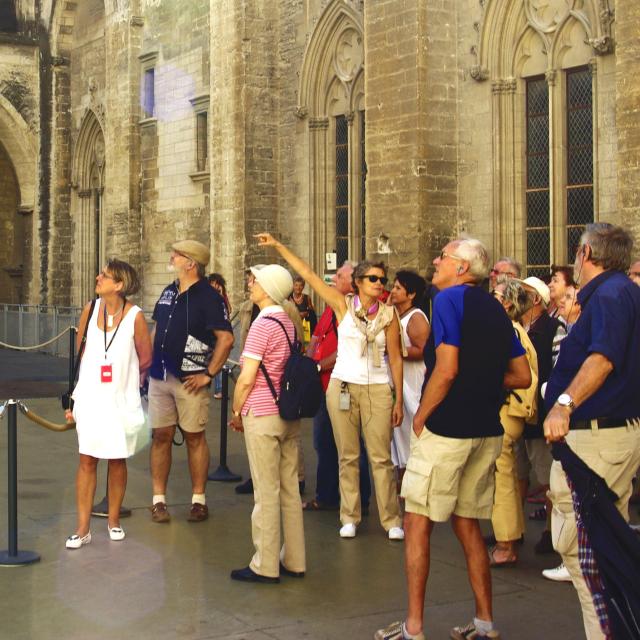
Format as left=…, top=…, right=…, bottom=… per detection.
left=389, top=271, right=430, bottom=489
left=64, top=259, right=152, bottom=549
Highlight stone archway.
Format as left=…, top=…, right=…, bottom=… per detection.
left=0, top=143, right=24, bottom=303
left=0, top=95, right=36, bottom=303
left=296, top=0, right=365, bottom=272
left=71, top=110, right=106, bottom=304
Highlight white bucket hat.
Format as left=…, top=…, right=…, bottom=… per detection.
left=250, top=264, right=293, bottom=304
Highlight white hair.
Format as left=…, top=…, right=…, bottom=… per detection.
left=453, top=237, right=490, bottom=283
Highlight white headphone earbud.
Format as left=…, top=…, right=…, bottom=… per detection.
left=457, top=267, right=463, bottom=275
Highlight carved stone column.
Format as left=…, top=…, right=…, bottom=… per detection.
left=491, top=78, right=518, bottom=259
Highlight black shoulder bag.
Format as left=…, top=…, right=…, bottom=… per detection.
left=61, top=298, right=97, bottom=411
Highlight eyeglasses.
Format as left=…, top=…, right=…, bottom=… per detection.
left=490, top=268, right=516, bottom=277
left=99, top=270, right=115, bottom=280
left=363, top=275, right=388, bottom=285
left=440, top=251, right=464, bottom=262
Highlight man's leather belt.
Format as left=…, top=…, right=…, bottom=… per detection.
left=570, top=416, right=638, bottom=430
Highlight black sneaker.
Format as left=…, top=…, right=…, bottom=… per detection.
left=534, top=529, right=554, bottom=554
left=235, top=478, right=254, bottom=494
left=279, top=562, right=305, bottom=578
left=230, top=566, right=279, bottom=583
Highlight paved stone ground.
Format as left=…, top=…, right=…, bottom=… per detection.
left=0, top=350, right=628, bottom=639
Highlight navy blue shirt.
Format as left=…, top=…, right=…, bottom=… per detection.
left=545, top=270, right=640, bottom=420
left=423, top=284, right=526, bottom=439
left=150, top=278, right=232, bottom=380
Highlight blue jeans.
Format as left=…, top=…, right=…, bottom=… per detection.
left=312, top=396, right=371, bottom=507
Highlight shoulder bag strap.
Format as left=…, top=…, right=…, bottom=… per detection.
left=256, top=315, right=294, bottom=405
left=70, top=298, right=97, bottom=389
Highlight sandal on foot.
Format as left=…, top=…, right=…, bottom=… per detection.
left=489, top=545, right=517, bottom=568
left=529, top=506, right=547, bottom=521
left=302, top=499, right=338, bottom=511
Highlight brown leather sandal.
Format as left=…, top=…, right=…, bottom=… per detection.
left=489, top=545, right=517, bottom=568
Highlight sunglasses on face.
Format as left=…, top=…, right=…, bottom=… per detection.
left=362, top=275, right=388, bottom=285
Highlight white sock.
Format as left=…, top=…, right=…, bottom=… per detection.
left=402, top=622, right=421, bottom=639
left=192, top=493, right=206, bottom=505
left=474, top=618, right=494, bottom=635
left=152, top=494, right=165, bottom=505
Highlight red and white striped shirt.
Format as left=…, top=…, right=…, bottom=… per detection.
left=241, top=307, right=295, bottom=417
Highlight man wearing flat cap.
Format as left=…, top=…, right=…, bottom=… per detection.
left=148, top=240, right=234, bottom=523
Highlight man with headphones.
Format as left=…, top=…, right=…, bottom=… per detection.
left=544, top=223, right=640, bottom=639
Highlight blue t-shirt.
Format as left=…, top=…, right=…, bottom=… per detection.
left=423, top=284, right=525, bottom=438
left=150, top=278, right=233, bottom=380
left=545, top=270, right=640, bottom=420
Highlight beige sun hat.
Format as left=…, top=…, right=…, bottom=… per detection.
left=250, top=264, right=293, bottom=304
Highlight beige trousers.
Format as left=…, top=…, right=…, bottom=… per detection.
left=243, top=411, right=306, bottom=578
left=326, top=379, right=402, bottom=530
left=491, top=413, right=525, bottom=542
left=549, top=421, right=640, bottom=640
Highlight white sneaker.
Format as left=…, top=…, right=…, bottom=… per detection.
left=66, top=531, right=91, bottom=549
left=542, top=563, right=571, bottom=582
left=388, top=526, right=405, bottom=541
left=108, top=525, right=126, bottom=541
left=339, top=523, right=357, bottom=538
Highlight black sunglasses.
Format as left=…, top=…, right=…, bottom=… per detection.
left=363, top=275, right=388, bottom=285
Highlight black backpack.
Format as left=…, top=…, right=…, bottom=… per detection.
left=259, top=316, right=323, bottom=420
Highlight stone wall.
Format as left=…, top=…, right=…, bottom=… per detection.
left=139, top=0, right=210, bottom=311
left=616, top=0, right=640, bottom=249
left=364, top=0, right=458, bottom=276
left=1, top=0, right=638, bottom=311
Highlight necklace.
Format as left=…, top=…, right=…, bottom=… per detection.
left=106, top=303, right=125, bottom=328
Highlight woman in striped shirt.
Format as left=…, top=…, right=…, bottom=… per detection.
left=228, top=264, right=306, bottom=584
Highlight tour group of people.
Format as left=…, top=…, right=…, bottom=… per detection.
left=64, top=224, right=640, bottom=640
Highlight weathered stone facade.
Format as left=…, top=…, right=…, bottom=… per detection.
left=0, top=0, right=635, bottom=309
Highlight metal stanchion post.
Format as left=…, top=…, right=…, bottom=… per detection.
left=208, top=366, right=242, bottom=482
left=0, top=400, right=40, bottom=566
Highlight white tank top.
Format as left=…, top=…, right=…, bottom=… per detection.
left=331, top=311, right=390, bottom=385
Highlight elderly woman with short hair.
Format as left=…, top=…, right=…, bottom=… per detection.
left=488, top=278, right=539, bottom=566
left=65, top=259, right=152, bottom=549
left=254, top=233, right=405, bottom=541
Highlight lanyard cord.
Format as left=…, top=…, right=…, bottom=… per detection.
left=103, top=298, right=126, bottom=359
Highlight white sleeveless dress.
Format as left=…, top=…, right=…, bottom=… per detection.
left=72, top=302, right=145, bottom=459
left=392, top=308, right=428, bottom=467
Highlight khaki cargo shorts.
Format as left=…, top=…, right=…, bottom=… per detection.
left=148, top=374, right=210, bottom=433
left=401, top=427, right=502, bottom=521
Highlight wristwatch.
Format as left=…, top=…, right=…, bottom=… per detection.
left=556, top=393, right=575, bottom=410
left=203, top=371, right=214, bottom=380
left=233, top=410, right=241, bottom=418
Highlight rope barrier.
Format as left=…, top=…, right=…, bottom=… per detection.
left=17, top=401, right=75, bottom=432
left=0, top=326, right=76, bottom=351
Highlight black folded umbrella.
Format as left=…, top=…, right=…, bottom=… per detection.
left=552, top=441, right=640, bottom=639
